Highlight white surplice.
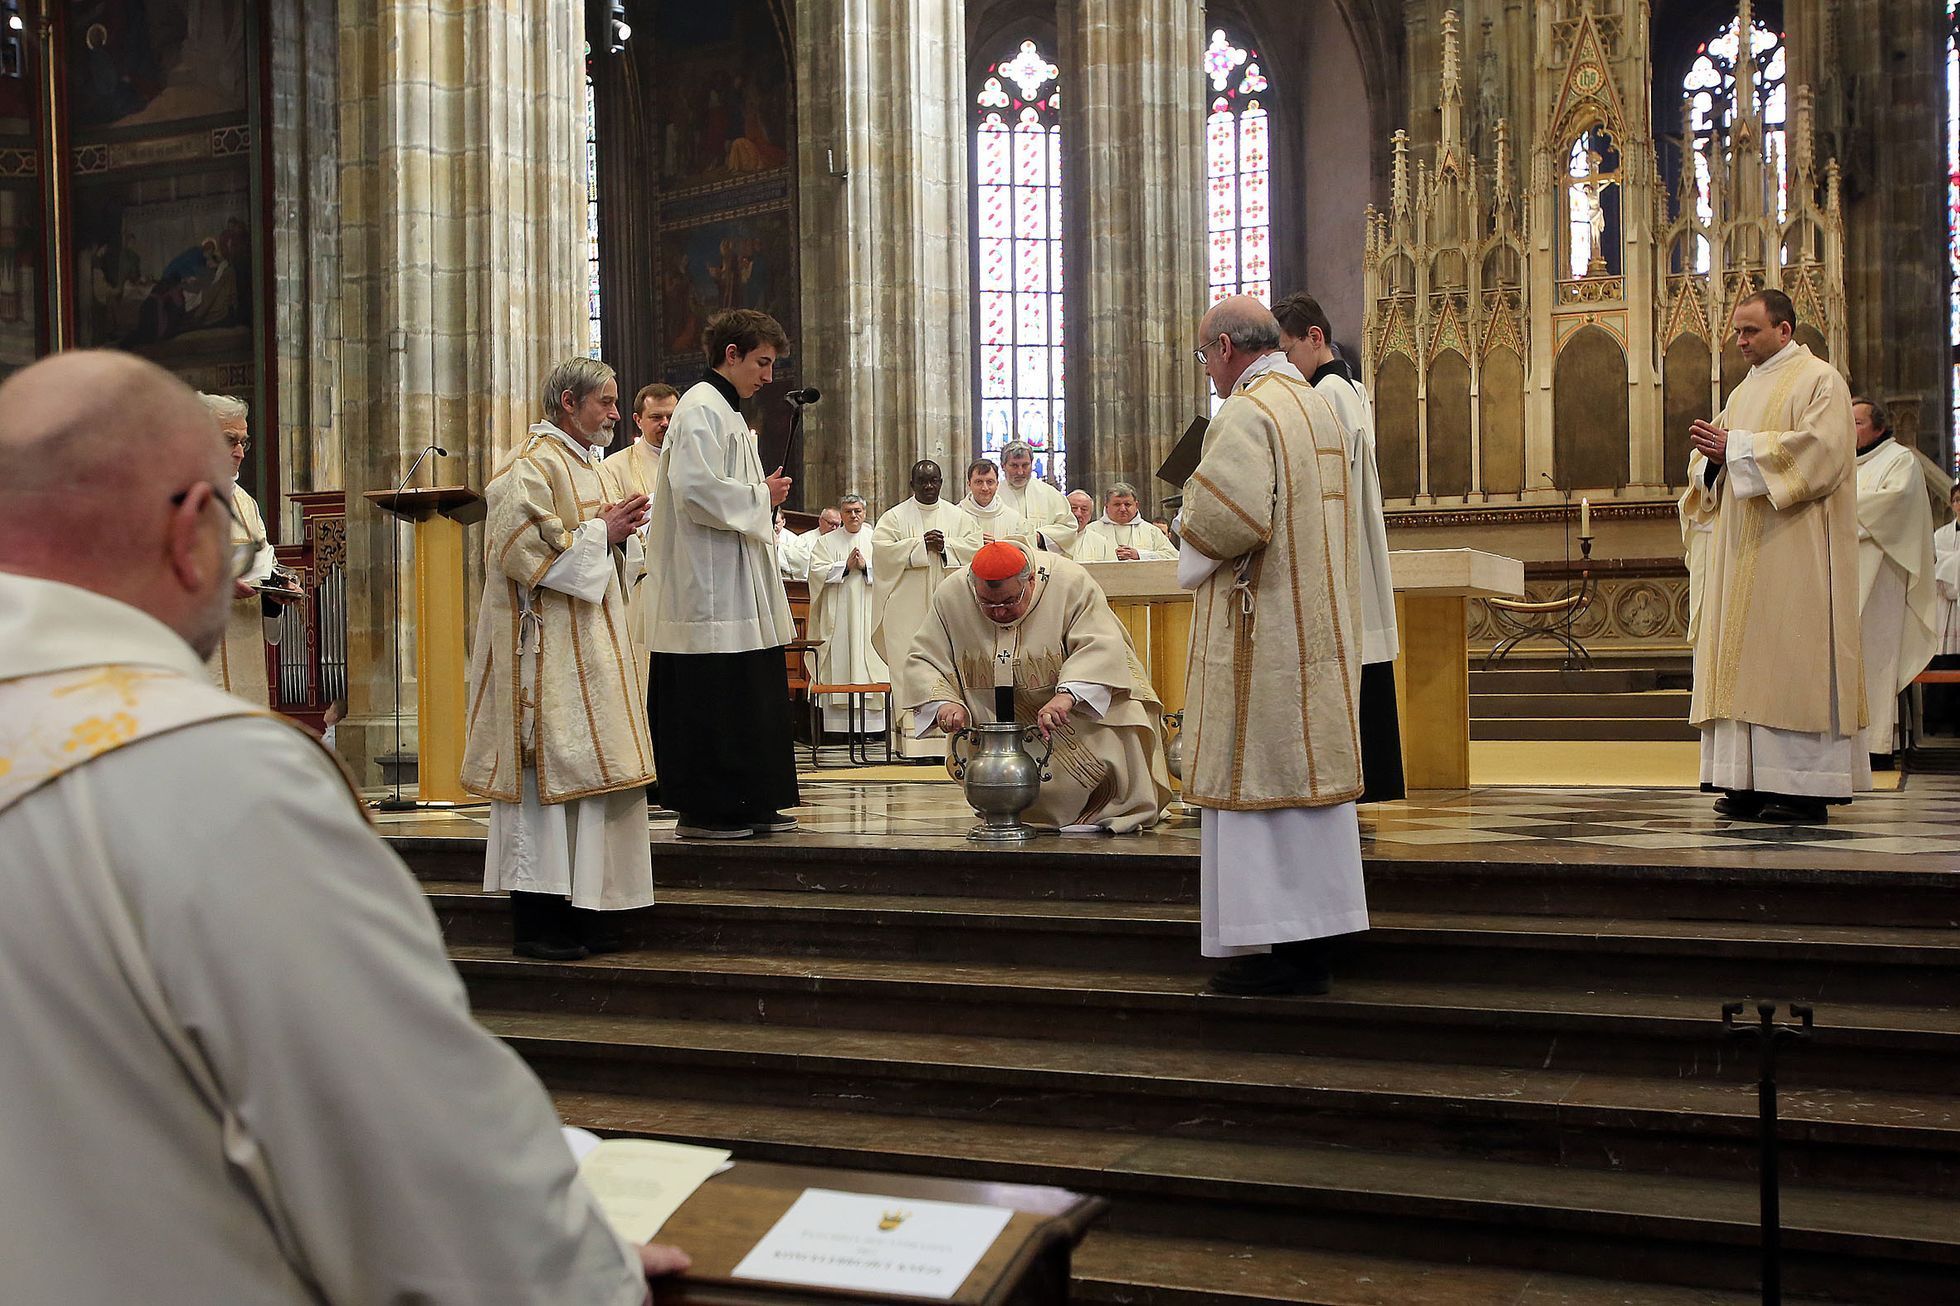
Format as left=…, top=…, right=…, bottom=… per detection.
left=996, top=476, right=1075, bottom=548
left=0, top=573, right=643, bottom=1306
left=806, top=523, right=888, bottom=733
left=1180, top=351, right=1366, bottom=955
left=1311, top=365, right=1399, bottom=664
left=1088, top=516, right=1176, bottom=560
left=959, top=494, right=1028, bottom=543
left=776, top=525, right=814, bottom=581
left=1854, top=439, right=1939, bottom=754
left=1059, top=525, right=1118, bottom=562
left=871, top=498, right=980, bottom=757
left=1935, top=521, right=1960, bottom=655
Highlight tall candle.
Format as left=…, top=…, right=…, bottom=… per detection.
left=1580, top=497, right=1591, bottom=537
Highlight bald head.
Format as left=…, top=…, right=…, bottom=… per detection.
left=1197, top=295, right=1283, bottom=400
left=0, top=350, right=235, bottom=655
left=1067, top=489, right=1095, bottom=529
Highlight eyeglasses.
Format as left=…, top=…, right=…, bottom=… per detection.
left=1193, top=336, right=1222, bottom=367
left=224, top=436, right=252, bottom=453
left=170, top=483, right=262, bottom=580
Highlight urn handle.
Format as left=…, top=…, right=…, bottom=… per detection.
left=948, top=727, right=974, bottom=780
left=1021, top=727, right=1055, bottom=782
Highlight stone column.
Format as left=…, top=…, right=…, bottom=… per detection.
left=334, top=0, right=588, bottom=786
left=1060, top=0, right=1207, bottom=508
left=795, top=0, right=972, bottom=510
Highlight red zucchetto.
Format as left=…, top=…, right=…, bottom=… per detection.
left=969, top=540, right=1028, bottom=581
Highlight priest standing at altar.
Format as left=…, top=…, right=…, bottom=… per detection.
left=643, top=309, right=801, bottom=839
left=1089, top=483, right=1176, bottom=560
left=462, top=357, right=655, bottom=960
left=995, top=440, right=1075, bottom=547
left=873, top=459, right=981, bottom=757
left=1274, top=293, right=1403, bottom=801
left=1681, top=289, right=1866, bottom=823
left=1850, top=397, right=1937, bottom=765
left=1181, top=295, right=1366, bottom=997
left=806, top=494, right=887, bottom=738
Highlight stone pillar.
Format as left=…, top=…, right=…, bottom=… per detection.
left=1060, top=0, right=1207, bottom=508
left=795, top=0, right=972, bottom=510
left=334, top=0, right=588, bottom=786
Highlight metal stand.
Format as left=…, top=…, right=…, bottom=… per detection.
left=1483, top=535, right=1595, bottom=670
left=1723, top=1000, right=1814, bottom=1306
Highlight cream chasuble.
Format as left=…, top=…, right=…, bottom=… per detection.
left=1935, top=521, right=1960, bottom=655
left=806, top=523, right=887, bottom=733
left=600, top=437, right=661, bottom=675
left=203, top=482, right=279, bottom=704
left=872, top=498, right=980, bottom=755
left=1180, top=352, right=1366, bottom=955
left=959, top=494, right=1029, bottom=544
left=997, top=476, right=1075, bottom=547
left=463, top=423, right=655, bottom=911
left=1087, top=516, right=1176, bottom=560
left=903, top=551, right=1170, bottom=832
left=0, top=573, right=644, bottom=1306
left=1854, top=438, right=1938, bottom=753
left=1059, top=525, right=1118, bottom=562
left=1680, top=342, right=1867, bottom=797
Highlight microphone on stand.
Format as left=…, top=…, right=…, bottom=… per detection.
left=782, top=388, right=820, bottom=488
left=377, top=441, right=448, bottom=812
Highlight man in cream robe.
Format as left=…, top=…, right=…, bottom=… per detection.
left=959, top=457, right=1029, bottom=543
left=1181, top=296, right=1366, bottom=997
left=1089, top=482, right=1177, bottom=560
left=1931, top=487, right=1960, bottom=735
left=462, top=359, right=656, bottom=959
left=775, top=508, right=815, bottom=580
left=643, top=309, right=801, bottom=838
left=1057, top=489, right=1119, bottom=562
left=873, top=459, right=981, bottom=758
left=1850, top=399, right=1938, bottom=762
left=600, top=381, right=676, bottom=678
left=199, top=394, right=300, bottom=703
left=806, top=494, right=887, bottom=736
left=995, top=440, right=1076, bottom=548
left=1681, top=290, right=1867, bottom=822
left=904, top=540, right=1170, bottom=832
left=0, top=350, right=678, bottom=1304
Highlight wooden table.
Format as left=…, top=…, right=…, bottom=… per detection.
left=653, top=1160, right=1104, bottom=1305
left=1082, top=547, right=1524, bottom=791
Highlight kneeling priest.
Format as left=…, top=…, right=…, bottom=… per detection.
left=904, top=540, right=1171, bottom=833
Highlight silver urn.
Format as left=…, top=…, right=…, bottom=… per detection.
left=1161, top=711, right=1186, bottom=781
left=949, top=721, right=1055, bottom=843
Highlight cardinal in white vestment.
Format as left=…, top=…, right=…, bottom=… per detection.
left=1057, top=490, right=1119, bottom=561
left=806, top=495, right=887, bottom=735
left=1181, top=296, right=1367, bottom=997
left=872, top=459, right=981, bottom=758
left=994, top=439, right=1077, bottom=548
left=1850, top=399, right=1938, bottom=762
left=1276, top=294, right=1403, bottom=801
left=904, top=540, right=1171, bottom=832
left=198, top=394, right=301, bottom=703
left=1680, top=291, right=1868, bottom=823
left=958, top=457, right=1030, bottom=543
left=1089, top=482, right=1177, bottom=560
left=462, top=359, right=657, bottom=959
left=0, top=350, right=681, bottom=1304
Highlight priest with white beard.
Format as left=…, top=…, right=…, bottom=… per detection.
left=1275, top=293, right=1403, bottom=801
left=198, top=393, right=301, bottom=703
left=994, top=440, right=1075, bottom=547
left=462, top=358, right=656, bottom=960
left=1057, top=490, right=1118, bottom=562
left=1681, top=290, right=1867, bottom=824
left=958, top=458, right=1029, bottom=543
left=1851, top=397, right=1938, bottom=764
left=873, top=459, right=981, bottom=758
left=1181, top=295, right=1366, bottom=997
left=806, top=494, right=887, bottom=737
left=1089, top=483, right=1176, bottom=560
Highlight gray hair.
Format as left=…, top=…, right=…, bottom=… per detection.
left=1202, top=295, right=1283, bottom=354
left=838, top=493, right=866, bottom=507
left=1106, top=481, right=1140, bottom=502
left=198, top=392, right=249, bottom=424
left=1000, top=440, right=1035, bottom=463
left=539, top=357, right=616, bottom=421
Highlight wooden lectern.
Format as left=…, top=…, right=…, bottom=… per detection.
left=363, top=486, right=485, bottom=805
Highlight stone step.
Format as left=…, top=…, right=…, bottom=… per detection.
left=428, top=885, right=1960, bottom=1006
left=392, top=835, right=1957, bottom=927
left=478, top=1008, right=1960, bottom=1197
left=450, top=948, right=1960, bottom=1091
left=543, top=1089, right=1956, bottom=1300
left=1469, top=668, right=1663, bottom=695
left=1471, top=691, right=1692, bottom=719
left=1472, top=716, right=1702, bottom=741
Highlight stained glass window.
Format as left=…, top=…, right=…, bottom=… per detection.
left=1682, top=17, right=1787, bottom=273
left=973, top=39, right=1066, bottom=485
left=1202, top=29, right=1272, bottom=305
left=585, top=47, right=603, bottom=360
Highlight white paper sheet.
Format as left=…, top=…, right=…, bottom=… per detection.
left=730, top=1188, right=1015, bottom=1300
left=575, top=1137, right=733, bottom=1243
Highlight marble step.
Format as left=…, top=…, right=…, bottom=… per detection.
left=449, top=948, right=1960, bottom=1090
left=1471, top=716, right=1702, bottom=742
left=392, top=835, right=1955, bottom=927
left=428, top=884, right=1960, bottom=1006
left=1471, top=691, right=1692, bottom=719
left=543, top=1089, right=1956, bottom=1301
left=478, top=1007, right=1960, bottom=1197
left=1469, top=668, right=1663, bottom=695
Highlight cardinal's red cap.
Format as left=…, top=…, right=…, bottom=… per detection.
left=970, top=540, right=1028, bottom=582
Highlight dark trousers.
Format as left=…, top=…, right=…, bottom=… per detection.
left=648, top=646, right=800, bottom=822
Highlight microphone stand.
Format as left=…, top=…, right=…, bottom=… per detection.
left=376, top=442, right=445, bottom=812
left=783, top=396, right=814, bottom=497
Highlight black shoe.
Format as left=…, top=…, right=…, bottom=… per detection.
left=675, top=816, right=756, bottom=840
left=510, top=891, right=588, bottom=961
left=1757, top=798, right=1828, bottom=825
left=1206, top=953, right=1330, bottom=997
left=1869, top=754, right=1897, bottom=773
left=571, top=906, right=631, bottom=956
left=748, top=811, right=800, bottom=833
left=1713, top=791, right=1765, bottom=819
